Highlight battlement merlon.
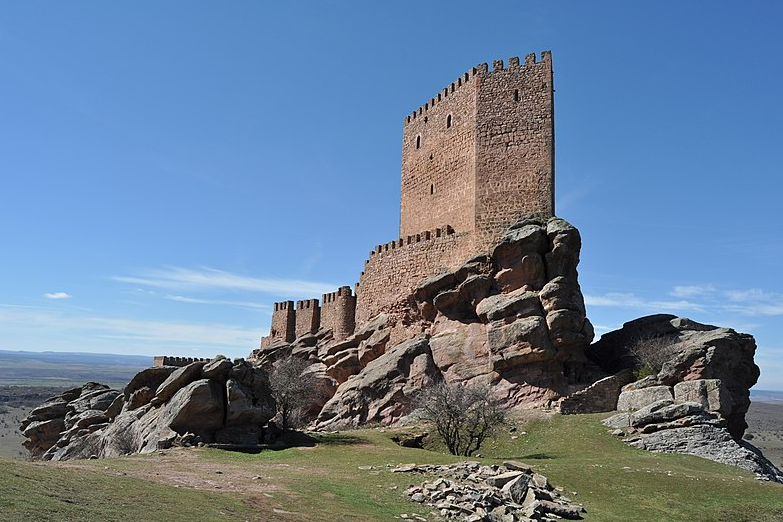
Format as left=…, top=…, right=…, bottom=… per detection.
left=273, top=300, right=295, bottom=311
left=296, top=298, right=320, bottom=309
left=403, top=52, right=552, bottom=125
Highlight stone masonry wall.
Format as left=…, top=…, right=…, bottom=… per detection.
left=152, top=356, right=212, bottom=367
left=400, top=66, right=478, bottom=238
left=295, top=298, right=320, bottom=339
left=321, top=286, right=356, bottom=342
left=473, top=53, right=555, bottom=252
left=355, top=227, right=472, bottom=325
left=399, top=53, right=554, bottom=256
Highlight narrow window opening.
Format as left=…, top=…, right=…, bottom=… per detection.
left=514, top=89, right=520, bottom=102
left=446, top=114, right=452, bottom=128
left=430, top=184, right=434, bottom=195
left=416, top=135, right=421, bottom=149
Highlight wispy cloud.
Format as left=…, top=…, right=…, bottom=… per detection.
left=586, top=285, right=783, bottom=318
left=43, top=292, right=71, bottom=300
left=111, top=266, right=336, bottom=297
left=670, top=284, right=715, bottom=298
left=164, top=294, right=270, bottom=310
left=0, top=305, right=261, bottom=353
left=584, top=292, right=704, bottom=312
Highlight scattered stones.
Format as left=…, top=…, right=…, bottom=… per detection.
left=393, top=462, right=584, bottom=521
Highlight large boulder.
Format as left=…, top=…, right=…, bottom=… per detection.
left=157, top=379, right=225, bottom=439
left=154, top=361, right=207, bottom=404
left=314, top=337, right=441, bottom=429
left=587, top=315, right=759, bottom=439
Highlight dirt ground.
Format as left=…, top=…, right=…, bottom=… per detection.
left=0, top=405, right=29, bottom=459
left=744, top=401, right=783, bottom=468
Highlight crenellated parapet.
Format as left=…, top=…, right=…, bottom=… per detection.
left=153, top=356, right=212, bottom=367
left=402, top=53, right=551, bottom=126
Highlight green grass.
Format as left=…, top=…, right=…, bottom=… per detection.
left=1, top=415, right=782, bottom=522
left=0, top=459, right=258, bottom=522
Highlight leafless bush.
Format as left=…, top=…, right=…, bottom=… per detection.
left=268, top=357, right=320, bottom=431
left=417, top=381, right=508, bottom=457
left=629, top=335, right=680, bottom=378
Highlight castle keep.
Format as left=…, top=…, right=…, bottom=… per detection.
left=260, top=52, right=554, bottom=347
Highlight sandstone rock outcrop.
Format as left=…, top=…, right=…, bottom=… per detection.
left=247, top=216, right=596, bottom=428
left=586, top=314, right=759, bottom=439
left=20, top=358, right=275, bottom=461
left=603, top=399, right=783, bottom=482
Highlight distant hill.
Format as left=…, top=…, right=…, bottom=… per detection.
left=0, top=349, right=152, bottom=388
left=751, top=389, right=783, bottom=403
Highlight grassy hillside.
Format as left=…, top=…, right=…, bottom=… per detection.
left=1, top=413, right=782, bottom=522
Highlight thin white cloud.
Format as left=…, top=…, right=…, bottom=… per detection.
left=670, top=284, right=715, bottom=298
left=111, top=266, right=337, bottom=297
left=583, top=292, right=704, bottom=312
left=721, top=288, right=783, bottom=316
left=724, top=288, right=780, bottom=303
left=586, top=285, right=783, bottom=318
left=164, top=294, right=270, bottom=310
left=0, top=305, right=262, bottom=352
left=43, top=292, right=71, bottom=300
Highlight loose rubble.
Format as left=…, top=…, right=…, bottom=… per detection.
left=392, top=462, right=584, bottom=521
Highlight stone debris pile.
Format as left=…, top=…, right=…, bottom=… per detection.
left=393, top=462, right=584, bottom=521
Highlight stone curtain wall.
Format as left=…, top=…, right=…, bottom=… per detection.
left=473, top=53, right=555, bottom=252
left=321, top=287, right=356, bottom=341
left=355, top=228, right=472, bottom=325
left=152, top=356, right=212, bottom=367
left=400, top=66, right=478, bottom=238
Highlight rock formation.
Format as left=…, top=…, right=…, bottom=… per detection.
left=20, top=357, right=275, bottom=461
left=580, top=315, right=781, bottom=482
left=586, top=314, right=759, bottom=440
left=247, top=216, right=595, bottom=429
left=20, top=218, right=778, bottom=484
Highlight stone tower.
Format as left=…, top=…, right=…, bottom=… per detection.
left=399, top=52, right=554, bottom=253
left=260, top=51, right=557, bottom=341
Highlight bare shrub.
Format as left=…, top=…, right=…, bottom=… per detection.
left=417, top=381, right=508, bottom=457
left=629, top=335, right=680, bottom=378
left=268, top=357, right=319, bottom=431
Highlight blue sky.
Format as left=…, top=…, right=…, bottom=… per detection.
left=1, top=2, right=782, bottom=389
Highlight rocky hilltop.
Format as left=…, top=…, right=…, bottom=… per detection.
left=251, top=216, right=594, bottom=429
left=19, top=217, right=782, bottom=481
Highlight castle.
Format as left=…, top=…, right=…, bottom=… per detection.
left=260, top=51, right=555, bottom=347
